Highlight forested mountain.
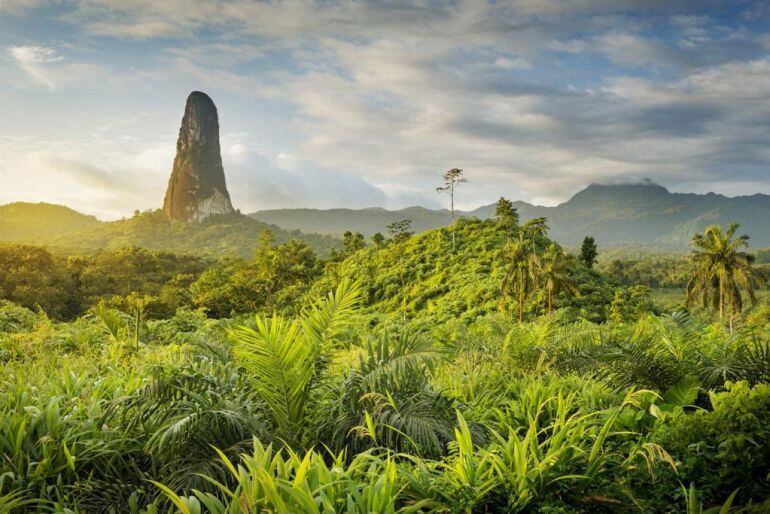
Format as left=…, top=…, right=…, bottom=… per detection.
left=0, top=204, right=339, bottom=257
left=251, top=182, right=770, bottom=249
left=528, top=183, right=770, bottom=248
left=0, top=202, right=101, bottom=241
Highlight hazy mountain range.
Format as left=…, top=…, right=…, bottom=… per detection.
left=3, top=182, right=770, bottom=252
left=249, top=182, right=770, bottom=249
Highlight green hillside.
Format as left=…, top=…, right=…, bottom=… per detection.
left=0, top=202, right=101, bottom=241
left=0, top=204, right=340, bottom=257
left=308, top=217, right=614, bottom=324
left=0, top=212, right=617, bottom=324
left=51, top=210, right=341, bottom=257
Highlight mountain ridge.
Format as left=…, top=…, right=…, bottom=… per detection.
left=4, top=182, right=770, bottom=251
left=249, top=182, right=770, bottom=249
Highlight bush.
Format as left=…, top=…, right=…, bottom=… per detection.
left=650, top=381, right=770, bottom=507
left=0, top=300, right=37, bottom=333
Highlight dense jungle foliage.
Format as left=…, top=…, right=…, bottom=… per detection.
left=2, top=211, right=770, bottom=513
left=0, top=218, right=633, bottom=323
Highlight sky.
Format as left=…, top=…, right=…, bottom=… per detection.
left=1, top=0, right=769, bottom=220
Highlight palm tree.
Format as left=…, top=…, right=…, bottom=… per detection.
left=686, top=223, right=764, bottom=321
left=105, top=360, right=263, bottom=495
left=502, top=233, right=537, bottom=322
left=230, top=279, right=361, bottom=448
left=329, top=330, right=454, bottom=457
left=522, top=217, right=549, bottom=254
left=501, top=218, right=552, bottom=322
left=540, top=244, right=580, bottom=316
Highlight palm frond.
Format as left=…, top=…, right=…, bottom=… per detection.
left=231, top=280, right=362, bottom=448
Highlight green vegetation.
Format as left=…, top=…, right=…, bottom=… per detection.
left=1, top=203, right=339, bottom=258
left=579, top=236, right=598, bottom=269
left=686, top=223, right=765, bottom=320
left=0, top=202, right=101, bottom=241
left=0, top=244, right=207, bottom=319
left=2, top=215, right=770, bottom=512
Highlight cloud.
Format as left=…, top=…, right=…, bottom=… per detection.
left=0, top=150, right=157, bottom=219
left=0, top=0, right=45, bottom=15
left=2, top=1, right=770, bottom=216
left=216, top=135, right=389, bottom=210
left=88, top=19, right=187, bottom=39
left=8, top=45, right=62, bottom=63
left=8, top=46, right=63, bottom=90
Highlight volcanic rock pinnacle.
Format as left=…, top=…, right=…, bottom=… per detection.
left=162, top=91, right=235, bottom=221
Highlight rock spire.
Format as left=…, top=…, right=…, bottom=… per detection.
left=162, top=91, right=235, bottom=221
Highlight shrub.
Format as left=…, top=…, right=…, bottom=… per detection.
left=650, top=381, right=770, bottom=507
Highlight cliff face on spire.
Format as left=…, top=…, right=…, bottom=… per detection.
left=162, top=91, right=235, bottom=221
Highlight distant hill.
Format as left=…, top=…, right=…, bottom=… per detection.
left=250, top=183, right=770, bottom=249
left=0, top=204, right=339, bottom=257
left=0, top=202, right=101, bottom=241
left=249, top=206, right=462, bottom=236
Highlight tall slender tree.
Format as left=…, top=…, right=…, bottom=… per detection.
left=500, top=217, right=552, bottom=322
left=522, top=217, right=549, bottom=254
left=686, top=223, right=764, bottom=321
left=540, top=244, right=580, bottom=316
left=436, top=168, right=467, bottom=248
left=501, top=232, right=537, bottom=322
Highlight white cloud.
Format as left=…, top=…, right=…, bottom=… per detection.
left=8, top=46, right=63, bottom=90
left=493, top=57, right=530, bottom=69
left=8, top=45, right=62, bottom=63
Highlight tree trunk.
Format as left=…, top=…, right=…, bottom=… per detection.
left=450, top=187, right=456, bottom=249
left=548, top=286, right=553, bottom=317
left=519, top=288, right=524, bottom=323
left=400, top=270, right=407, bottom=322
left=719, top=277, right=724, bottom=319
left=135, top=308, right=141, bottom=351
